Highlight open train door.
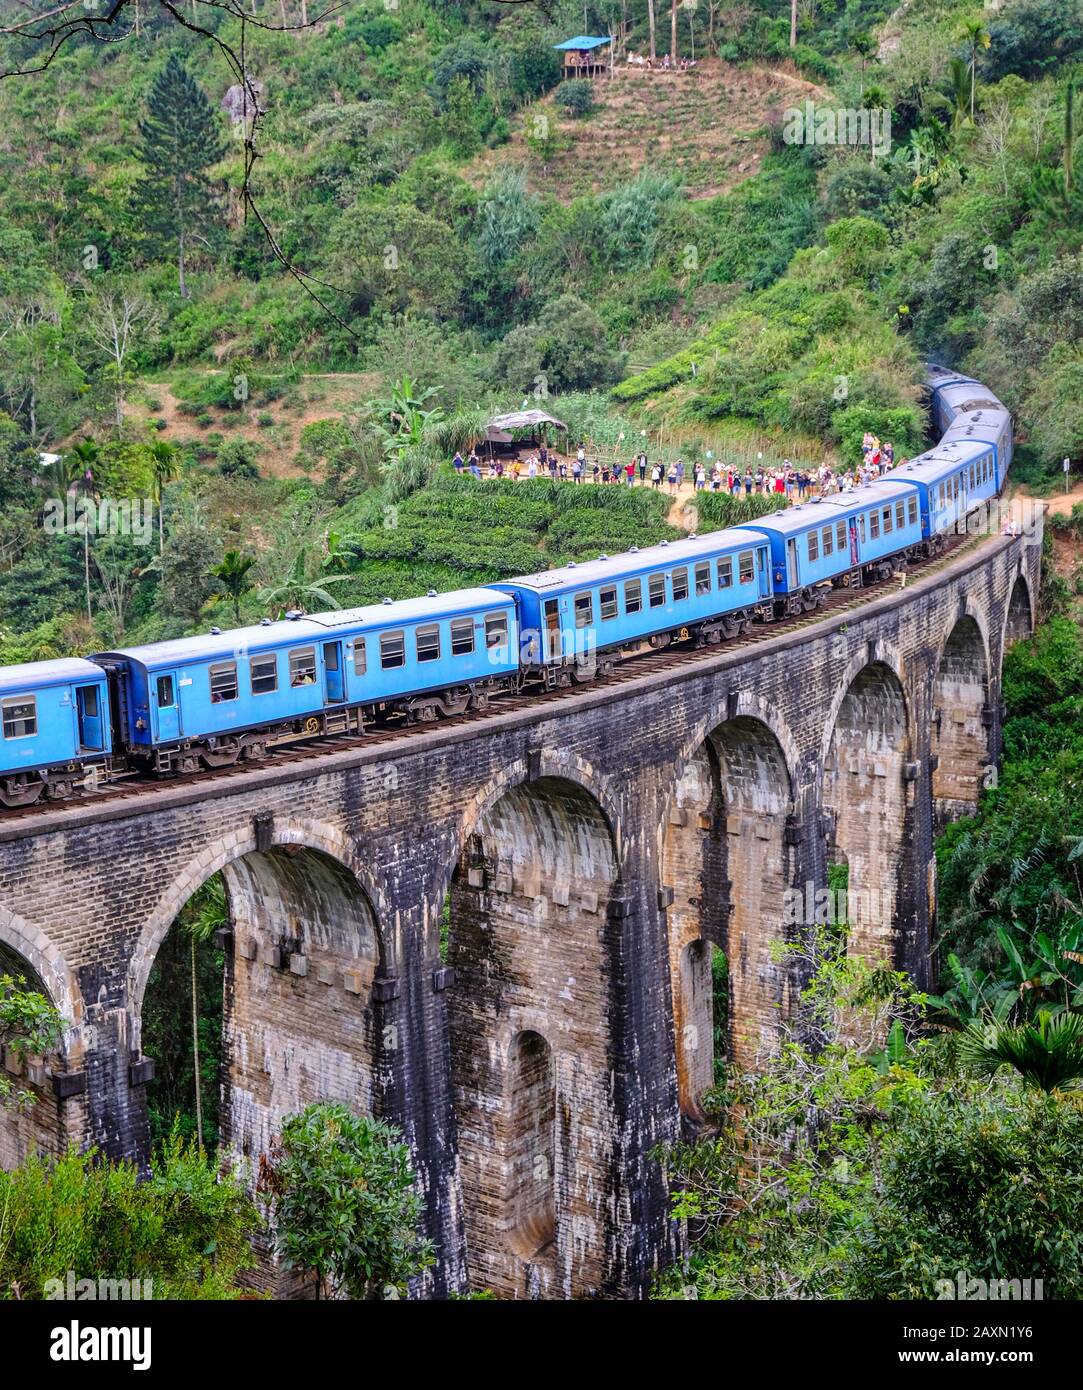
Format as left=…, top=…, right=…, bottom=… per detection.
left=75, top=684, right=105, bottom=751
left=322, top=641, right=345, bottom=703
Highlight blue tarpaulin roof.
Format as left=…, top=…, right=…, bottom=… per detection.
left=553, top=35, right=611, bottom=50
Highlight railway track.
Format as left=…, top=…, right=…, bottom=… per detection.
left=0, top=527, right=994, bottom=826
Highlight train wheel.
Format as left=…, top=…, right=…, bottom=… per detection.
left=0, top=776, right=44, bottom=807
left=46, top=780, right=74, bottom=801
left=202, top=740, right=242, bottom=769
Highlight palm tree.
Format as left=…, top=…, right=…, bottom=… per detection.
left=853, top=32, right=876, bottom=98
left=210, top=549, right=256, bottom=623
left=183, top=876, right=226, bottom=1150
left=148, top=440, right=182, bottom=554
left=790, top=0, right=798, bottom=49
left=259, top=549, right=352, bottom=615
left=959, top=1012, right=1083, bottom=1094
left=958, top=17, right=990, bottom=123
left=947, top=57, right=971, bottom=129
left=65, top=440, right=99, bottom=623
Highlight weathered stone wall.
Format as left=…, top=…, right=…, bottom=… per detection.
left=0, top=532, right=1041, bottom=1298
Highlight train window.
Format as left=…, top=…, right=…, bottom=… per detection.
left=574, top=592, right=594, bottom=629
left=209, top=662, right=238, bottom=703
left=717, top=557, right=733, bottom=588
left=671, top=567, right=689, bottom=602
left=882, top=506, right=893, bottom=534
left=822, top=526, right=834, bottom=557
left=694, top=562, right=711, bottom=595
left=451, top=617, right=474, bottom=656
left=869, top=510, right=880, bottom=539
left=808, top=530, right=819, bottom=563
left=953, top=474, right=960, bottom=499
left=836, top=522, right=847, bottom=553
left=624, top=578, right=643, bottom=613
left=156, top=675, right=175, bottom=707
left=938, top=482, right=946, bottom=508
left=649, top=573, right=666, bottom=607
left=859, top=514, right=866, bottom=543
left=353, top=639, right=367, bottom=675
left=1, top=697, right=36, bottom=739
left=908, top=496, right=918, bottom=526
left=289, top=647, right=317, bottom=687
left=416, top=623, right=441, bottom=662
left=485, top=612, right=509, bottom=651
left=250, top=655, right=277, bottom=696
left=970, top=464, right=976, bottom=488
left=895, top=501, right=905, bottom=529
left=600, top=586, right=618, bottom=621
left=380, top=631, right=406, bottom=669
left=738, top=551, right=754, bottom=584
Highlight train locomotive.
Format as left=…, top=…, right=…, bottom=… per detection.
left=0, top=369, right=1013, bottom=808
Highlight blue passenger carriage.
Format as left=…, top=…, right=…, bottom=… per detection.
left=734, top=481, right=924, bottom=607
left=96, top=588, right=519, bottom=771
left=490, top=529, right=773, bottom=685
left=0, top=658, right=112, bottom=805
left=891, top=439, right=998, bottom=544
left=926, top=369, right=1012, bottom=484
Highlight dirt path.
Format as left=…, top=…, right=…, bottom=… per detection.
left=1016, top=478, right=1083, bottom=516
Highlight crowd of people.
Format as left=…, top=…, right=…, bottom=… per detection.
left=451, top=430, right=905, bottom=505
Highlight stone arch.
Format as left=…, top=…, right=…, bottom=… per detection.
left=0, top=919, right=82, bottom=1169
left=823, top=661, right=912, bottom=964
left=131, top=817, right=388, bottom=1020
left=1004, top=572, right=1033, bottom=648
left=662, top=715, right=795, bottom=1094
left=932, top=614, right=990, bottom=827
left=446, top=775, right=619, bottom=1299
left=0, top=906, right=84, bottom=1048
left=131, top=819, right=383, bottom=1175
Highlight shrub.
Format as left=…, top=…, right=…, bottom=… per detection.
left=554, top=79, right=594, bottom=119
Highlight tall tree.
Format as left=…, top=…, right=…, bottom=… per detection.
left=132, top=56, right=226, bottom=300
left=671, top=0, right=678, bottom=61
left=148, top=439, right=181, bottom=554
left=647, top=0, right=657, bottom=59
left=958, top=17, right=990, bottom=122
left=84, top=288, right=162, bottom=434
left=790, top=0, right=797, bottom=49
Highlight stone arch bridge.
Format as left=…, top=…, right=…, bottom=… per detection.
left=0, top=531, right=1040, bottom=1299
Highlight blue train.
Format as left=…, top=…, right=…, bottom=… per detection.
left=0, top=370, right=1013, bottom=807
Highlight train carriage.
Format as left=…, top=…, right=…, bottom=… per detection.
left=97, top=589, right=519, bottom=770
left=925, top=367, right=1013, bottom=482
left=892, top=439, right=999, bottom=541
left=489, top=529, right=773, bottom=684
left=0, top=658, right=112, bottom=806
left=730, top=480, right=924, bottom=610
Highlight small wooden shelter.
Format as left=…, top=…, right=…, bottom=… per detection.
left=553, top=35, right=611, bottom=78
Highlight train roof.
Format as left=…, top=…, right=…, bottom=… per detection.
left=99, top=589, right=513, bottom=672
left=890, top=438, right=990, bottom=485
left=728, top=482, right=915, bottom=536
left=787, top=480, right=917, bottom=513
left=497, top=527, right=770, bottom=591
left=0, top=657, right=107, bottom=694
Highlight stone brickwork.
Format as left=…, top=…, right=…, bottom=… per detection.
left=0, top=532, right=1041, bottom=1298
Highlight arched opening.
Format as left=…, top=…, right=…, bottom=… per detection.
left=140, top=846, right=379, bottom=1170
left=663, top=717, right=793, bottom=1092
left=824, top=662, right=910, bottom=965
left=446, top=776, right=618, bottom=1299
left=0, top=941, right=63, bottom=1169
left=507, top=1030, right=555, bottom=1260
left=143, top=876, right=227, bottom=1151
left=932, top=617, right=989, bottom=828
left=1005, top=575, right=1032, bottom=647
